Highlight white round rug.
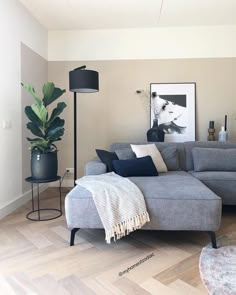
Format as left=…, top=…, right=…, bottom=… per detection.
left=199, top=232, right=236, bottom=295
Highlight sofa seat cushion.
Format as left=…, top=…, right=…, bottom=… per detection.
left=129, top=171, right=219, bottom=201
left=69, top=171, right=218, bottom=201
left=189, top=171, right=236, bottom=205
left=65, top=171, right=221, bottom=232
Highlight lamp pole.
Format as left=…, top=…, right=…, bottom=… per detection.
left=69, top=66, right=99, bottom=186
left=73, top=92, right=77, bottom=185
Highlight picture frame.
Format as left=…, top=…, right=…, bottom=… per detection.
left=150, top=82, right=196, bottom=142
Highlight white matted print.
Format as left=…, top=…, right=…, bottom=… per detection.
left=150, top=83, right=196, bottom=142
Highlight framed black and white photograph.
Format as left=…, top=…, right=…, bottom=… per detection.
left=150, top=82, right=196, bottom=142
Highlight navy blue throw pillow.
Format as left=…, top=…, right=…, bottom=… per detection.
left=96, top=149, right=118, bottom=172
left=112, top=156, right=158, bottom=177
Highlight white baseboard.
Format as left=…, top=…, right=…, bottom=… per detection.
left=0, top=183, right=48, bottom=220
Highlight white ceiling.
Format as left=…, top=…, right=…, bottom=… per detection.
left=19, top=0, right=236, bottom=30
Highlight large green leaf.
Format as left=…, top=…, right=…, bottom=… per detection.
left=42, top=82, right=55, bottom=103
left=48, top=102, right=66, bottom=124
left=31, top=103, right=48, bottom=124
left=46, top=117, right=65, bottom=137
left=43, top=87, right=66, bottom=107
left=47, top=127, right=65, bottom=141
left=25, top=106, right=42, bottom=127
left=21, top=83, right=42, bottom=105
left=26, top=122, right=44, bottom=138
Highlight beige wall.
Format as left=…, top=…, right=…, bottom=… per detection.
left=48, top=58, right=236, bottom=178
left=21, top=43, right=48, bottom=192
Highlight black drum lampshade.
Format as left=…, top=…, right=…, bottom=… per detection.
left=69, top=66, right=99, bottom=93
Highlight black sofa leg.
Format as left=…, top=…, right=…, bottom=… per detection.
left=207, top=231, right=217, bottom=249
left=70, top=228, right=80, bottom=246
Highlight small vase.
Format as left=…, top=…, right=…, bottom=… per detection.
left=147, top=119, right=165, bottom=142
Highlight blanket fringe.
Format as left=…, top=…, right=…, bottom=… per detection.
left=105, top=211, right=150, bottom=244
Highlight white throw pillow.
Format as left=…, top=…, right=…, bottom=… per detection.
left=130, top=144, right=167, bottom=173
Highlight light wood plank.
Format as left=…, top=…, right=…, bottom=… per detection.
left=141, top=278, right=178, bottom=295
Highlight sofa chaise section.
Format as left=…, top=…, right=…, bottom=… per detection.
left=65, top=170, right=221, bottom=248
left=189, top=171, right=236, bottom=205
left=184, top=141, right=236, bottom=205
left=129, top=171, right=221, bottom=232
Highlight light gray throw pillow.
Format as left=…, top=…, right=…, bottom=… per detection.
left=192, top=147, right=236, bottom=171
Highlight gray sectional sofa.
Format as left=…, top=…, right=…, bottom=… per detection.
left=65, top=141, right=236, bottom=248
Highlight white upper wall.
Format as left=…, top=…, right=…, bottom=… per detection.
left=0, top=1, right=47, bottom=60
left=19, top=0, right=236, bottom=30
left=0, top=0, right=47, bottom=213
left=48, top=26, right=236, bottom=61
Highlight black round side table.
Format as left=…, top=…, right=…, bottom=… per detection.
left=25, top=176, right=62, bottom=221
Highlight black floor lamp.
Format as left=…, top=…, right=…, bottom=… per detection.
left=69, top=66, right=99, bottom=185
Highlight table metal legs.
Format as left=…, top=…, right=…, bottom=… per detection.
left=26, top=180, right=62, bottom=221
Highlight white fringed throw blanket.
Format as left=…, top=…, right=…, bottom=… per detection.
left=76, top=172, right=150, bottom=243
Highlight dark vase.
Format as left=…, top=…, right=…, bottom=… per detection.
left=31, top=151, right=58, bottom=180
left=147, top=119, right=165, bottom=142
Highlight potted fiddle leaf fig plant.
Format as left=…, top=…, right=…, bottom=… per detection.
left=22, top=82, right=67, bottom=180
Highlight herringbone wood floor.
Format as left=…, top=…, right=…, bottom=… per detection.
left=0, top=188, right=235, bottom=295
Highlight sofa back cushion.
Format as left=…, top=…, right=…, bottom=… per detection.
left=184, top=141, right=236, bottom=171
left=160, top=146, right=180, bottom=171
left=192, top=147, right=236, bottom=172
left=111, top=142, right=185, bottom=170
left=115, top=148, right=136, bottom=160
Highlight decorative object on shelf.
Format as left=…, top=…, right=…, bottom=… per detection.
left=147, top=118, right=165, bottom=142
left=218, top=115, right=228, bottom=142
left=225, top=114, right=228, bottom=132
left=218, top=126, right=228, bottom=142
left=150, top=83, right=196, bottom=142
left=22, top=82, right=67, bottom=180
left=224, top=114, right=229, bottom=140
left=69, top=65, right=99, bottom=185
left=209, top=121, right=214, bottom=129
left=208, top=121, right=216, bottom=141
